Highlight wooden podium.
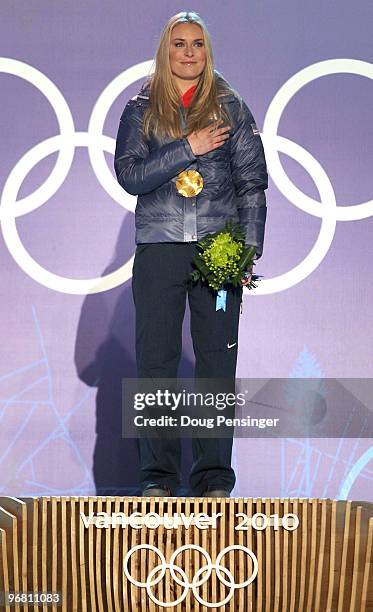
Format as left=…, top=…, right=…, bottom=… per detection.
left=0, top=497, right=372, bottom=611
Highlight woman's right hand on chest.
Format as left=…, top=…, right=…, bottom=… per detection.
left=187, top=119, right=231, bottom=156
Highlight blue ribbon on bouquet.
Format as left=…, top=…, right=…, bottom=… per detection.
left=215, top=289, right=227, bottom=311
left=215, top=270, right=256, bottom=311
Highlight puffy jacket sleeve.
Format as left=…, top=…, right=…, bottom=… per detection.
left=114, top=99, right=197, bottom=195
left=229, top=99, right=268, bottom=260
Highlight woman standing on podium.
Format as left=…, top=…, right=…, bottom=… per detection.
left=114, top=11, right=268, bottom=498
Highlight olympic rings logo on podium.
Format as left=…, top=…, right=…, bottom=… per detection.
left=123, top=543, right=258, bottom=608
left=0, top=57, right=372, bottom=295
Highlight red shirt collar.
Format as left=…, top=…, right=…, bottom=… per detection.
left=181, top=84, right=197, bottom=108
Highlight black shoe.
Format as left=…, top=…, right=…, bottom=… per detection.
left=142, top=484, right=172, bottom=497
left=203, top=488, right=231, bottom=498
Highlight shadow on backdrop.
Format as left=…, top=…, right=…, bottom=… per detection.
left=74, top=213, right=195, bottom=495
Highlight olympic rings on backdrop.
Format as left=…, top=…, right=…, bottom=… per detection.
left=0, top=57, right=372, bottom=294
left=0, top=58, right=154, bottom=294
left=256, top=58, right=373, bottom=295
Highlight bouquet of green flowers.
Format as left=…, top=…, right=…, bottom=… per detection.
left=189, top=220, right=261, bottom=310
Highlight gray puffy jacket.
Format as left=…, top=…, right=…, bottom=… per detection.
left=114, top=72, right=268, bottom=259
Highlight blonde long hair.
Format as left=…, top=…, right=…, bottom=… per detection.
left=143, top=11, right=239, bottom=140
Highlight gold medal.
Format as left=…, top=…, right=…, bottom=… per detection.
left=176, top=169, right=203, bottom=197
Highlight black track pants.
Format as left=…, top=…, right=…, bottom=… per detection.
left=131, top=242, right=243, bottom=496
